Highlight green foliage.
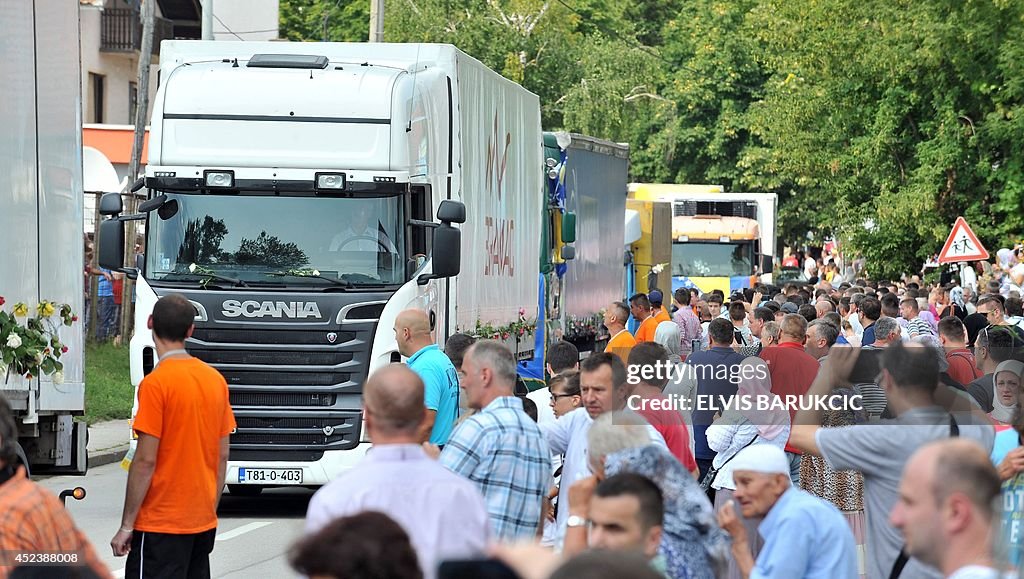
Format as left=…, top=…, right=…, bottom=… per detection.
left=84, top=341, right=133, bottom=425
left=279, top=0, right=1024, bottom=277
left=280, top=0, right=369, bottom=42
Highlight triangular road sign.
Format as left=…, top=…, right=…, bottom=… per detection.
left=937, top=216, right=989, bottom=264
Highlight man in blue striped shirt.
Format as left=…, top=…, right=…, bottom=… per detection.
left=439, top=340, right=551, bottom=541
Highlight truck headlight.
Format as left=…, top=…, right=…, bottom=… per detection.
left=204, top=170, right=234, bottom=188
left=316, top=172, right=346, bottom=190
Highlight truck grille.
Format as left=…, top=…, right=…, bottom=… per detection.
left=191, top=328, right=355, bottom=345
left=221, top=370, right=349, bottom=387
left=230, top=412, right=362, bottom=451
left=190, top=349, right=352, bottom=366
left=230, top=392, right=337, bottom=407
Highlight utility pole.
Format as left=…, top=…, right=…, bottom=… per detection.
left=119, top=0, right=154, bottom=341
left=369, top=0, right=384, bottom=42
left=202, top=0, right=214, bottom=40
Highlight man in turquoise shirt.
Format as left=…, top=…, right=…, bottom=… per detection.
left=395, top=309, right=459, bottom=446
left=717, top=445, right=857, bottom=579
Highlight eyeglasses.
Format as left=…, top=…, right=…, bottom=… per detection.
left=551, top=393, right=578, bottom=400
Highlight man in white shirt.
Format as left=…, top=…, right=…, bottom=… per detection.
left=329, top=202, right=398, bottom=253
left=305, top=364, right=489, bottom=579
left=890, top=439, right=1009, bottom=579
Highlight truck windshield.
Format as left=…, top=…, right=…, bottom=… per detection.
left=145, top=193, right=405, bottom=287
left=672, top=241, right=754, bottom=278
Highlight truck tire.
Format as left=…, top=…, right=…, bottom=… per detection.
left=227, top=485, right=263, bottom=497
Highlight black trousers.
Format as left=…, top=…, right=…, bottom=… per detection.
left=124, top=528, right=216, bottom=579
left=697, top=457, right=717, bottom=504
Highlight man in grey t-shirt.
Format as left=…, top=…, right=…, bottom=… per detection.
left=790, top=342, right=994, bottom=579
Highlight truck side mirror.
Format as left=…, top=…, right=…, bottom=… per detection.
left=98, top=218, right=126, bottom=270
left=761, top=255, right=774, bottom=274
left=437, top=200, right=466, bottom=224
left=419, top=224, right=461, bottom=284
left=560, top=245, right=576, bottom=261
left=561, top=212, right=576, bottom=243
left=98, top=192, right=123, bottom=216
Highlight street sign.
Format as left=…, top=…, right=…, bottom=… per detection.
left=937, top=216, right=989, bottom=264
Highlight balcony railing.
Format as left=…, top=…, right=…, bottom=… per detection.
left=100, top=8, right=174, bottom=54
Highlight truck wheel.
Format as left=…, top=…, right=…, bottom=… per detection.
left=227, top=485, right=263, bottom=497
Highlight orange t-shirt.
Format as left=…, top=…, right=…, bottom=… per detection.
left=653, top=308, right=671, bottom=325
left=633, top=316, right=660, bottom=342
left=605, top=329, right=637, bottom=362
left=133, top=357, right=236, bottom=534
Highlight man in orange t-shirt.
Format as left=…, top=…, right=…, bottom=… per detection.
left=648, top=290, right=671, bottom=325
left=630, top=293, right=659, bottom=342
left=603, top=301, right=637, bottom=362
left=111, top=294, right=235, bottom=578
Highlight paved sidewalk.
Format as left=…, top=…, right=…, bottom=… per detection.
left=87, top=419, right=131, bottom=468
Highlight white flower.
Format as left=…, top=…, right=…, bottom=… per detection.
left=312, top=269, right=320, bottom=276
left=651, top=262, right=667, bottom=275
left=52, top=371, right=64, bottom=385
left=35, top=351, right=45, bottom=365
left=189, top=263, right=197, bottom=273
left=6, top=334, right=22, bottom=349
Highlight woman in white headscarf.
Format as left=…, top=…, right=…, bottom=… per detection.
left=656, top=320, right=697, bottom=460
left=990, top=360, right=1024, bottom=426
left=704, top=357, right=790, bottom=579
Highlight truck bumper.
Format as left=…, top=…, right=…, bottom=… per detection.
left=225, top=442, right=371, bottom=488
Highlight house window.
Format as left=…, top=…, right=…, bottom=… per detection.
left=129, top=81, right=138, bottom=123
left=89, top=73, right=105, bottom=123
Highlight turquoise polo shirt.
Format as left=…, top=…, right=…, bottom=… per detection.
left=407, top=344, right=460, bottom=445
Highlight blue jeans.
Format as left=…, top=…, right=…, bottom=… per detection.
left=97, top=295, right=116, bottom=340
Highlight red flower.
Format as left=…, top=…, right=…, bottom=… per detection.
left=25, top=373, right=32, bottom=380
left=61, top=346, right=69, bottom=353
left=502, top=332, right=510, bottom=340
left=71, top=315, right=79, bottom=322
left=0, top=296, right=5, bottom=307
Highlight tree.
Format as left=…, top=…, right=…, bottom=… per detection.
left=177, top=217, right=228, bottom=264
left=280, top=0, right=369, bottom=42
left=235, top=232, right=310, bottom=268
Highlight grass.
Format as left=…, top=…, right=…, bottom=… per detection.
left=83, top=341, right=134, bottom=425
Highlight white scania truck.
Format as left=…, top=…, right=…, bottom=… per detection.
left=98, top=41, right=543, bottom=494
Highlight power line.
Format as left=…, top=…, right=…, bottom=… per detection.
left=211, top=13, right=243, bottom=40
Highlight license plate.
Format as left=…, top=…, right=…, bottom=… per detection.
left=237, top=468, right=303, bottom=484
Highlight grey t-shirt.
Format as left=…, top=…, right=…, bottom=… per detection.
left=815, top=406, right=995, bottom=579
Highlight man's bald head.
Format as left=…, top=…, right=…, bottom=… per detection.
left=394, top=309, right=433, bottom=357
left=917, top=439, right=1002, bottom=518
left=364, top=364, right=425, bottom=438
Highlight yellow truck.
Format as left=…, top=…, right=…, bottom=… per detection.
left=628, top=184, right=778, bottom=297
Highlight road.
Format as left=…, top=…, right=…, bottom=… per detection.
left=40, top=463, right=315, bottom=578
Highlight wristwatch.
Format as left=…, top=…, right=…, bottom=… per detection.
left=566, top=515, right=589, bottom=528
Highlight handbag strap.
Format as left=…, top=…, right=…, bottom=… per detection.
left=717, top=435, right=760, bottom=472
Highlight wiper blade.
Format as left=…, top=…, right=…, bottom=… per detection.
left=163, top=272, right=248, bottom=288
left=268, top=270, right=353, bottom=288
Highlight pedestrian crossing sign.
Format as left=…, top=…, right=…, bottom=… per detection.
left=937, top=216, right=989, bottom=264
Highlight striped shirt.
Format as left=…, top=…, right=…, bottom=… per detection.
left=440, top=396, right=551, bottom=541
left=0, top=467, right=111, bottom=578
left=906, top=317, right=934, bottom=338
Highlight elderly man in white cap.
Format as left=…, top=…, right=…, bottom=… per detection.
left=716, top=445, right=858, bottom=579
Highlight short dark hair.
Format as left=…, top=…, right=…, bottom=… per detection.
left=0, top=395, right=19, bottom=466
left=708, top=318, right=734, bottom=346
left=629, top=293, right=651, bottom=310
left=937, top=316, right=966, bottom=342
left=977, top=295, right=1005, bottom=312
left=547, top=341, right=580, bottom=375
left=728, top=301, right=747, bottom=322
left=752, top=307, right=774, bottom=324
left=880, top=292, right=900, bottom=310
left=706, top=293, right=723, bottom=306
left=151, top=294, right=196, bottom=341
left=860, top=297, right=882, bottom=322
left=1006, top=297, right=1023, bottom=318
left=822, top=311, right=842, bottom=329
left=627, top=342, right=670, bottom=389
left=673, top=288, right=691, bottom=306
left=882, top=341, right=938, bottom=396
left=977, top=326, right=1017, bottom=363
left=594, top=473, right=664, bottom=530
left=763, top=301, right=781, bottom=314
left=549, top=369, right=580, bottom=396
left=289, top=511, right=422, bottom=579
left=444, top=333, right=476, bottom=370
left=797, top=304, right=817, bottom=324
left=581, top=352, right=628, bottom=389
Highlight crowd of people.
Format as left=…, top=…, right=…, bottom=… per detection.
left=3, top=250, right=1024, bottom=578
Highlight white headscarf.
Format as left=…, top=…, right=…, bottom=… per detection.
left=992, top=360, right=1024, bottom=424
left=655, top=320, right=683, bottom=364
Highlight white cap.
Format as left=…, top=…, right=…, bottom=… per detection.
left=729, top=444, right=790, bottom=476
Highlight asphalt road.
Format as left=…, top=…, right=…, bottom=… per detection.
left=39, top=463, right=315, bottom=578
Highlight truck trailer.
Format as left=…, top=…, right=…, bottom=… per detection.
left=98, top=41, right=543, bottom=494
left=0, top=0, right=88, bottom=475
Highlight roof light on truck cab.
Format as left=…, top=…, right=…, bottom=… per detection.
left=204, top=170, right=234, bottom=188
left=677, top=235, right=689, bottom=242
left=247, top=54, right=329, bottom=70
left=719, top=236, right=731, bottom=243
left=315, top=172, right=347, bottom=190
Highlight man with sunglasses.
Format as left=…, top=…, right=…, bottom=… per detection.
left=975, top=296, right=1024, bottom=348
